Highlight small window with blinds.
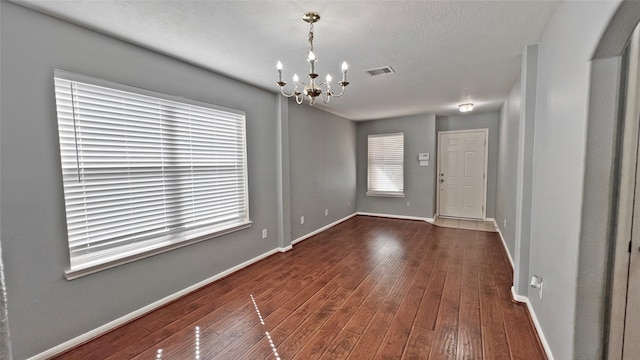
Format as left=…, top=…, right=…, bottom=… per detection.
left=367, top=133, right=405, bottom=197
left=54, top=70, right=251, bottom=279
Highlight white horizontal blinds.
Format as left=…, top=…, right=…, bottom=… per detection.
left=367, top=133, right=404, bottom=195
left=54, top=73, right=248, bottom=271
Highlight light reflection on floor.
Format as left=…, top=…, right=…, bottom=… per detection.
left=251, top=294, right=281, bottom=360
left=370, top=234, right=405, bottom=263
left=155, top=325, right=201, bottom=359
left=194, top=326, right=200, bottom=359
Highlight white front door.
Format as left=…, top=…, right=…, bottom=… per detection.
left=437, top=130, right=487, bottom=219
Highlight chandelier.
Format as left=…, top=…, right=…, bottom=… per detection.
left=276, top=12, right=349, bottom=106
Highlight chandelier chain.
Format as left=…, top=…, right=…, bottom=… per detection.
left=308, top=23, right=314, bottom=53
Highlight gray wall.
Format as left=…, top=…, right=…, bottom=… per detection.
left=496, top=81, right=521, bottom=260
left=288, top=102, right=357, bottom=241
left=0, top=3, right=283, bottom=358
left=436, top=112, right=500, bottom=218
left=356, top=114, right=437, bottom=219
left=527, top=1, right=621, bottom=359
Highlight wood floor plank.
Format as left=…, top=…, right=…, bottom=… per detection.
left=414, top=227, right=456, bottom=330
left=402, top=325, right=435, bottom=360
left=295, top=307, right=356, bottom=360
left=211, top=307, right=292, bottom=360
left=374, top=226, right=438, bottom=359
left=280, top=219, right=396, bottom=312
left=342, top=221, right=424, bottom=338
left=348, top=228, right=429, bottom=358
left=52, top=216, right=546, bottom=360
left=275, top=287, right=353, bottom=359
left=236, top=328, right=288, bottom=360
left=428, top=231, right=464, bottom=360
left=319, top=330, right=360, bottom=360
left=477, top=233, right=511, bottom=360
left=456, top=231, right=483, bottom=360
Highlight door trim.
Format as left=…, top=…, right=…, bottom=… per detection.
left=436, top=128, right=489, bottom=220
left=608, top=24, right=640, bottom=360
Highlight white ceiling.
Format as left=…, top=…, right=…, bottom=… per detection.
left=12, top=0, right=561, bottom=121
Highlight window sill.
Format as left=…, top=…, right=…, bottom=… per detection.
left=65, top=220, right=252, bottom=280
left=366, top=191, right=405, bottom=198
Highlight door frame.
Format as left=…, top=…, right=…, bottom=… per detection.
left=436, top=128, right=489, bottom=220
left=608, top=23, right=640, bottom=360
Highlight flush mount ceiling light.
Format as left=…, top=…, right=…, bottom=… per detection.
left=459, top=103, right=474, bottom=113
left=276, top=12, right=349, bottom=106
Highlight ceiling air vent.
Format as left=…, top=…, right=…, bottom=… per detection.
left=364, top=66, right=395, bottom=77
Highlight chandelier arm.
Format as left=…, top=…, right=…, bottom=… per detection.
left=279, top=87, right=295, bottom=98
left=330, top=85, right=347, bottom=98
left=320, top=91, right=331, bottom=104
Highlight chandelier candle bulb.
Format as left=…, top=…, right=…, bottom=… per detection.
left=293, top=74, right=299, bottom=85
left=276, top=61, right=283, bottom=82
left=342, top=61, right=348, bottom=81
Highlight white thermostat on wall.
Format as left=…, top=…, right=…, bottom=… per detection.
left=418, top=153, right=430, bottom=161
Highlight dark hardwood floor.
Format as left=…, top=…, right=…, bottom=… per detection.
left=52, top=216, right=546, bottom=360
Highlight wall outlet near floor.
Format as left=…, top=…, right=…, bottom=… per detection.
left=262, top=229, right=268, bottom=239
left=325, top=208, right=328, bottom=216
left=530, top=275, right=543, bottom=299
left=406, top=201, right=411, bottom=207
left=504, top=219, right=507, bottom=228
left=300, top=216, right=305, bottom=224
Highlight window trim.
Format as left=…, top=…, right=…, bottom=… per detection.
left=366, top=132, right=405, bottom=197
left=54, top=69, right=252, bottom=279
left=65, top=221, right=251, bottom=280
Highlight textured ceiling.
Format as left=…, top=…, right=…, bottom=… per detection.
left=12, top=0, right=561, bottom=121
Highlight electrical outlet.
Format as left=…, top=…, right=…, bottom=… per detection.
left=301, top=216, right=305, bottom=224
left=325, top=208, right=328, bottom=216
left=406, top=201, right=411, bottom=207
left=262, top=229, right=267, bottom=239
left=504, top=219, right=507, bottom=228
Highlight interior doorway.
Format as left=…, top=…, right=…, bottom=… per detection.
left=436, top=129, right=488, bottom=220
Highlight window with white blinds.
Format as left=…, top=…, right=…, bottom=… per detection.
left=54, top=70, right=250, bottom=279
left=367, top=133, right=405, bottom=197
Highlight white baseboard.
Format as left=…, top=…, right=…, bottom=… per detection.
left=291, top=213, right=357, bottom=245
left=511, top=285, right=528, bottom=303
left=492, top=219, right=515, bottom=270
left=27, top=245, right=292, bottom=360
left=356, top=212, right=433, bottom=223
left=509, top=287, right=554, bottom=360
